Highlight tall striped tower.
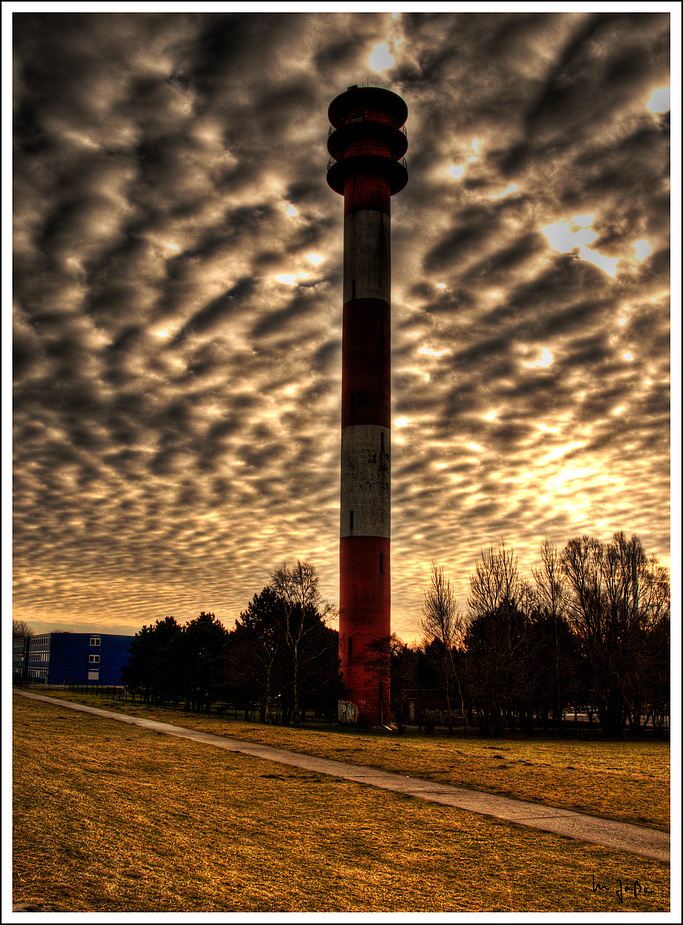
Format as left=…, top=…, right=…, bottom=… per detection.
left=327, top=85, right=408, bottom=725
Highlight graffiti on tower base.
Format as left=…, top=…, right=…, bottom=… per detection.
left=338, top=699, right=360, bottom=724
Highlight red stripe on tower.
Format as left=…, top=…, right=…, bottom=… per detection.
left=327, top=86, right=408, bottom=725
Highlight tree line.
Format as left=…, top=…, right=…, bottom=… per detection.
left=406, top=532, right=669, bottom=737
left=122, top=561, right=339, bottom=725
left=120, top=531, right=669, bottom=738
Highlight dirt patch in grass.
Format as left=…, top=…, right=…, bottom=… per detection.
left=13, top=694, right=670, bottom=913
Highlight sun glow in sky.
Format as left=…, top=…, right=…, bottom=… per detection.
left=9, top=9, right=672, bottom=644
left=419, top=346, right=450, bottom=357
left=647, top=87, right=670, bottom=112
left=634, top=239, right=652, bottom=260
left=525, top=349, right=553, bottom=368
left=542, top=216, right=618, bottom=276
left=370, top=42, right=395, bottom=72
left=490, top=184, right=518, bottom=199
left=541, top=442, right=586, bottom=465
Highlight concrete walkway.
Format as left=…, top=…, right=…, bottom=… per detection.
left=15, top=690, right=669, bottom=863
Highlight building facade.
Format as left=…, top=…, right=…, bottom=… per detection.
left=12, top=632, right=133, bottom=685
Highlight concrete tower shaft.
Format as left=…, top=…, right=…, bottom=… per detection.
left=327, top=86, right=408, bottom=725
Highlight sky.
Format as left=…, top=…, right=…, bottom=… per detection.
left=6, top=4, right=678, bottom=644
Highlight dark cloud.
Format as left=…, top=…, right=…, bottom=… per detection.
left=172, top=277, right=256, bottom=344
left=10, top=9, right=671, bottom=641
left=464, top=233, right=543, bottom=284
left=423, top=214, right=501, bottom=274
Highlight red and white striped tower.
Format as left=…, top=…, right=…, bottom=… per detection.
left=327, top=85, right=408, bottom=725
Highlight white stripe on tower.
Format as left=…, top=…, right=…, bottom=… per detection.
left=339, top=423, right=390, bottom=539
left=343, top=210, right=390, bottom=304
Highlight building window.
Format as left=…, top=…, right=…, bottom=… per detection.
left=88, top=670, right=100, bottom=682
left=89, top=654, right=100, bottom=664
left=90, top=636, right=101, bottom=646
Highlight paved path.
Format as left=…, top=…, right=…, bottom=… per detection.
left=16, top=690, right=669, bottom=862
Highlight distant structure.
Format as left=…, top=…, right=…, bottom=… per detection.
left=12, top=632, right=133, bottom=686
left=327, top=85, right=408, bottom=724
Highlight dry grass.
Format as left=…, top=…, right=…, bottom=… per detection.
left=44, top=690, right=670, bottom=830
left=13, top=693, right=670, bottom=913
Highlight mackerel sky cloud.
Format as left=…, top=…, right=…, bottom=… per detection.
left=9, top=7, right=674, bottom=641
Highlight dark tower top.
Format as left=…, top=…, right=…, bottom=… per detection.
left=327, top=86, right=408, bottom=196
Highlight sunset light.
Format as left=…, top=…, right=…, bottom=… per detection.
left=542, top=219, right=597, bottom=252
left=647, top=87, right=670, bottom=112
left=581, top=248, right=618, bottom=276
left=541, top=442, right=585, bottom=464
left=490, top=184, right=518, bottom=199
left=419, top=346, right=450, bottom=356
left=10, top=9, right=670, bottom=655
left=370, top=42, right=395, bottom=72
left=542, top=217, right=618, bottom=276
left=634, top=239, right=652, bottom=259
left=7, top=42, right=674, bottom=902
left=525, top=349, right=553, bottom=368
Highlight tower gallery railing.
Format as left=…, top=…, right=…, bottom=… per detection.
left=328, top=120, right=407, bottom=138
left=327, top=156, right=408, bottom=173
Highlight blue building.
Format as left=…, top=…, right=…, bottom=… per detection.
left=13, top=632, right=133, bottom=686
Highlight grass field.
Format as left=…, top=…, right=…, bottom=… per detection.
left=12, top=692, right=670, bottom=913
left=40, top=689, right=670, bottom=829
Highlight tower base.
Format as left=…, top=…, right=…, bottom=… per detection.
left=339, top=535, right=390, bottom=725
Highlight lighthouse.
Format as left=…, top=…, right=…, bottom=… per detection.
left=327, top=85, right=408, bottom=725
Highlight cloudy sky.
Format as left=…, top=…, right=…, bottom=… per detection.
left=8, top=5, right=676, bottom=643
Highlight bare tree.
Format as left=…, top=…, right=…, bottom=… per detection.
left=533, top=539, right=568, bottom=620
left=233, top=587, right=285, bottom=722
left=271, top=560, right=324, bottom=610
left=561, top=532, right=670, bottom=735
left=532, top=539, right=570, bottom=725
left=467, top=540, right=520, bottom=615
left=270, top=560, right=335, bottom=726
left=12, top=620, right=34, bottom=638
left=389, top=633, right=418, bottom=732
left=465, top=542, right=533, bottom=734
left=420, top=562, right=466, bottom=731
